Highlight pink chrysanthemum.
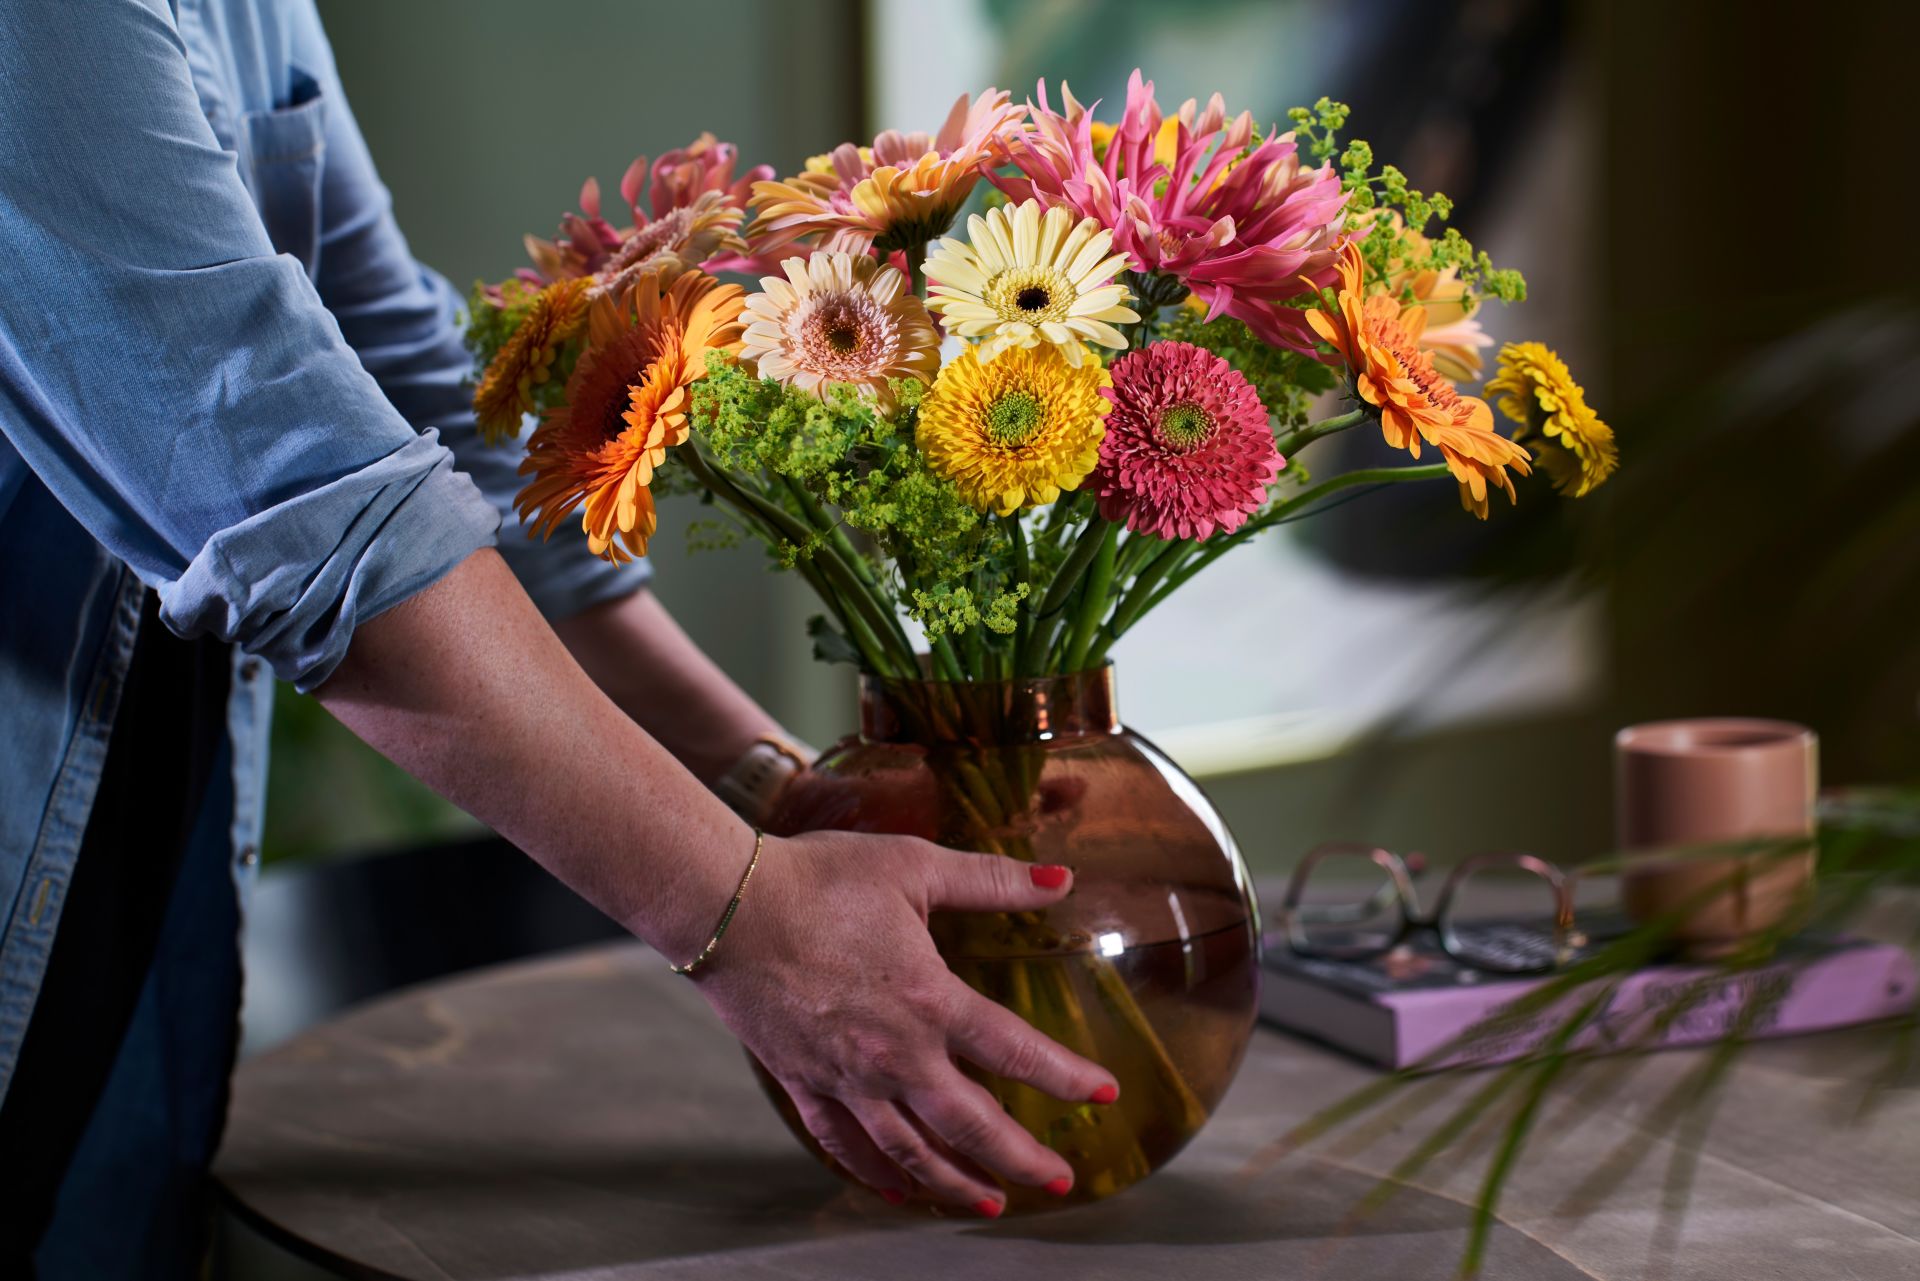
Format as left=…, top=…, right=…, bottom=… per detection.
left=992, top=72, right=1347, bottom=354
left=1090, top=341, right=1281, bottom=541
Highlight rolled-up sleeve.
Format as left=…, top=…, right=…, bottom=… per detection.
left=0, top=0, right=498, bottom=691
left=289, top=1, right=652, bottom=623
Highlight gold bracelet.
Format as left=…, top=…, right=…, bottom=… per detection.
left=669, top=828, right=765, bottom=977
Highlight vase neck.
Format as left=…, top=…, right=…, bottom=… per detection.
left=858, top=666, right=1119, bottom=746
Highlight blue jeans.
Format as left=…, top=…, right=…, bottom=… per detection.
left=34, top=749, right=243, bottom=1279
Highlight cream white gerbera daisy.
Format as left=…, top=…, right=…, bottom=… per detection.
left=739, top=251, right=940, bottom=409
left=924, top=199, right=1139, bottom=367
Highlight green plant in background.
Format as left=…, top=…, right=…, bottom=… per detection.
left=1256, top=792, right=1920, bottom=1277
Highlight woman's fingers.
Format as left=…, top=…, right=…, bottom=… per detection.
left=947, top=986, right=1117, bottom=1107
left=919, top=846, right=1074, bottom=913
left=786, top=1085, right=910, bottom=1204
left=846, top=1096, right=1005, bottom=1214
left=905, top=1067, right=1076, bottom=1196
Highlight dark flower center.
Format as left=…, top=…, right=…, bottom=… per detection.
left=1016, top=286, right=1051, bottom=312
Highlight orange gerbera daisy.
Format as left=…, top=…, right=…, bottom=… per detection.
left=515, top=269, right=746, bottom=562
left=472, top=278, right=592, bottom=443
left=1307, top=241, right=1530, bottom=518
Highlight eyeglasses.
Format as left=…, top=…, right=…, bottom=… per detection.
left=1278, top=842, right=1582, bottom=974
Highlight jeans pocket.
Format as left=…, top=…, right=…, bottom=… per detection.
left=242, top=70, right=327, bottom=277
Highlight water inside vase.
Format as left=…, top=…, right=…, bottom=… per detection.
left=946, top=916, right=1259, bottom=1210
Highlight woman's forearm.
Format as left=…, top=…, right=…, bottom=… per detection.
left=550, top=587, right=784, bottom=784
left=314, top=549, right=752, bottom=959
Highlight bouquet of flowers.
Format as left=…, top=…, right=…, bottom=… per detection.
left=466, top=74, right=1615, bottom=684
left=464, top=72, right=1620, bottom=1206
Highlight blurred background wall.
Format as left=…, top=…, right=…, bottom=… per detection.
left=273, top=0, right=1920, bottom=898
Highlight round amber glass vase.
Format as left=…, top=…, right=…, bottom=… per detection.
left=761, top=664, right=1261, bottom=1212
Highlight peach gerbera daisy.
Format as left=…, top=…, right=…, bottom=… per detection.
left=1364, top=211, right=1493, bottom=381
left=515, top=269, right=746, bottom=562
left=472, top=277, right=593, bottom=444
left=748, top=90, right=1024, bottom=257
left=739, top=251, right=939, bottom=409
left=1307, top=241, right=1531, bottom=518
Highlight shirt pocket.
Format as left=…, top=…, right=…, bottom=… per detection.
left=242, top=70, right=327, bottom=278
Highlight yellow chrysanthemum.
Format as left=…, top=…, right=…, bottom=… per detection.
left=472, top=278, right=592, bottom=443
left=1486, top=342, right=1618, bottom=497
left=916, top=344, right=1111, bottom=515
left=925, top=199, right=1138, bottom=367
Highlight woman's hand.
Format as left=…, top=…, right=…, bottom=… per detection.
left=694, top=830, right=1117, bottom=1215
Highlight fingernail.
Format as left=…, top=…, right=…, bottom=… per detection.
left=1090, top=1083, right=1119, bottom=1105
left=1029, top=864, right=1069, bottom=889
left=1045, top=1176, right=1072, bottom=1197
left=973, top=1198, right=1004, bottom=1219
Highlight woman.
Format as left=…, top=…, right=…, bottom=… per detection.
left=0, top=1, right=1113, bottom=1274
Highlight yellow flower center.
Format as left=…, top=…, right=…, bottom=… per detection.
left=985, top=389, right=1045, bottom=446
left=987, top=266, right=1073, bottom=325
left=1156, top=401, right=1215, bottom=451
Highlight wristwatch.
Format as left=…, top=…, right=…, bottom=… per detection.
left=711, top=733, right=815, bottom=825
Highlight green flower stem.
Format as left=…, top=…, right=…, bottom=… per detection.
left=679, top=446, right=917, bottom=676
left=1086, top=537, right=1192, bottom=666
left=780, top=477, right=919, bottom=661
left=1273, top=407, right=1368, bottom=458
left=1116, top=462, right=1453, bottom=643
left=1018, top=511, right=1109, bottom=673
left=929, top=633, right=966, bottom=682
left=903, top=242, right=928, bottom=298
left=1001, top=514, right=1038, bottom=675
left=1061, top=520, right=1120, bottom=673
left=1111, top=529, right=1162, bottom=586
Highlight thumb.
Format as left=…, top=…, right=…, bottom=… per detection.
left=921, top=846, right=1073, bottom=912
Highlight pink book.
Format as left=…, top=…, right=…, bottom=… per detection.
left=1259, top=924, right=1917, bottom=1070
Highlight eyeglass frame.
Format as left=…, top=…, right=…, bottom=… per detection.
left=1277, top=842, right=1579, bottom=974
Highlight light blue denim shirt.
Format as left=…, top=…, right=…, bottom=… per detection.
left=0, top=0, right=648, bottom=1101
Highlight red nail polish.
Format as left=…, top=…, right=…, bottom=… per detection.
left=880, top=1188, right=906, bottom=1206
left=1045, top=1176, right=1072, bottom=1197
left=973, top=1198, right=1004, bottom=1219
left=1089, top=1083, right=1118, bottom=1105
left=1029, top=864, right=1069, bottom=889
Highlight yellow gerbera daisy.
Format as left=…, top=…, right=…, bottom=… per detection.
left=925, top=199, right=1138, bottom=367
left=472, top=278, right=592, bottom=443
left=916, top=343, right=1111, bottom=515
left=1486, top=342, right=1618, bottom=497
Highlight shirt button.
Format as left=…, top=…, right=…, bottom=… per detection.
left=239, top=844, right=259, bottom=868
left=239, top=660, right=261, bottom=684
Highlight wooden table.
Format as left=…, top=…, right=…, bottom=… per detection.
left=216, top=931, right=1919, bottom=1281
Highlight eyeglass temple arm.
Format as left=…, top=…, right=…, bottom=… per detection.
left=1290, top=851, right=1428, bottom=923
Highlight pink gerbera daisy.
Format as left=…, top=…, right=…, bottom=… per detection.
left=1090, top=341, right=1281, bottom=541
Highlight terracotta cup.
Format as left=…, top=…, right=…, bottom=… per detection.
left=1614, top=719, right=1818, bottom=957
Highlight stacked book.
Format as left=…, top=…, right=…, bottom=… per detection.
left=1258, top=920, right=1917, bottom=1070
